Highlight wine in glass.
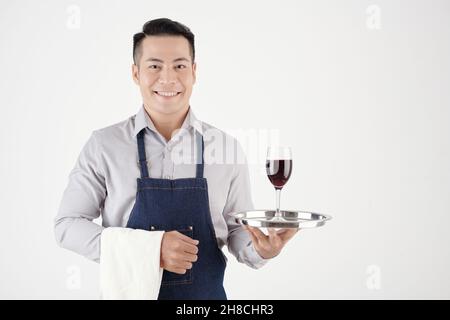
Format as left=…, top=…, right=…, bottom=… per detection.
left=266, top=147, right=292, bottom=221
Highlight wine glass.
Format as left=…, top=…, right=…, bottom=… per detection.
left=266, top=147, right=293, bottom=221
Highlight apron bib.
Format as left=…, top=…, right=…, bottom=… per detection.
left=126, top=129, right=227, bottom=300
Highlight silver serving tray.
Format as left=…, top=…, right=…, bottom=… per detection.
left=233, top=210, right=332, bottom=229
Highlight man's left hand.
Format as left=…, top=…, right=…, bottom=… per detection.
left=243, top=225, right=299, bottom=259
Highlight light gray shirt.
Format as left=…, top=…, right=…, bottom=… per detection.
left=54, top=106, right=268, bottom=269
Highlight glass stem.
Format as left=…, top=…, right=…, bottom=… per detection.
left=275, top=188, right=282, bottom=217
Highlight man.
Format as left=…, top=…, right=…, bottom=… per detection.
left=54, top=18, right=298, bottom=300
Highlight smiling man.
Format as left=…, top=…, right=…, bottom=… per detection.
left=132, top=33, right=195, bottom=141
left=54, top=18, right=298, bottom=300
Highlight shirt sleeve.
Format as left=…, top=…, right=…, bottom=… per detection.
left=223, top=141, right=270, bottom=269
left=54, top=131, right=106, bottom=263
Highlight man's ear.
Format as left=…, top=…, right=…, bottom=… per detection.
left=132, top=64, right=140, bottom=85
left=192, top=62, right=197, bottom=85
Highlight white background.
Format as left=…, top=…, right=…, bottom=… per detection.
left=1, top=0, right=449, bottom=299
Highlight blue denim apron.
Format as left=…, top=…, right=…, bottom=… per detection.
left=126, top=129, right=227, bottom=300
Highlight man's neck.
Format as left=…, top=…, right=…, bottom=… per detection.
left=143, top=104, right=190, bottom=142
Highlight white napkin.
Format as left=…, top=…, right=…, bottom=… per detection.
left=100, top=227, right=165, bottom=300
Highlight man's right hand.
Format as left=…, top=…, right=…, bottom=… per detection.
left=160, top=231, right=199, bottom=274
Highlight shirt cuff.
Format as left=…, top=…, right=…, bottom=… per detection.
left=244, top=243, right=271, bottom=269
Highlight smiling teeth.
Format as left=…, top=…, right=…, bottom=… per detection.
left=156, top=91, right=179, bottom=97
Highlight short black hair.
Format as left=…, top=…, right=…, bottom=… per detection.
left=133, top=18, right=195, bottom=65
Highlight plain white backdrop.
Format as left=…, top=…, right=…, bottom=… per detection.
left=1, top=0, right=449, bottom=299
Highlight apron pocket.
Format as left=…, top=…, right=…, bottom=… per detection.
left=151, top=224, right=195, bottom=286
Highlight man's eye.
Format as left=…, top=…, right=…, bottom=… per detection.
left=149, top=65, right=159, bottom=69
left=176, top=65, right=186, bottom=69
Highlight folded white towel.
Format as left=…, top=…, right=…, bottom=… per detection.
left=100, top=227, right=165, bottom=300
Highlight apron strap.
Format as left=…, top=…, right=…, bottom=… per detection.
left=137, top=129, right=149, bottom=178
left=195, top=131, right=204, bottom=179
left=136, top=128, right=204, bottom=179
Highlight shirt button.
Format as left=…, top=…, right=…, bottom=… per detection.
left=164, top=175, right=171, bottom=179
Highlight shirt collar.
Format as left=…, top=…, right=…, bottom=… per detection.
left=133, top=105, right=203, bottom=137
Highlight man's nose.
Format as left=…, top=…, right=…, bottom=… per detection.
left=158, top=68, right=177, bottom=84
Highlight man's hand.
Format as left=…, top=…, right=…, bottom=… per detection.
left=160, top=231, right=199, bottom=274
left=244, top=225, right=299, bottom=259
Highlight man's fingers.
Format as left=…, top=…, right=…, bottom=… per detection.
left=181, top=241, right=199, bottom=255
left=176, top=231, right=199, bottom=245
left=172, top=268, right=187, bottom=275
left=180, top=261, right=193, bottom=270
left=181, top=252, right=198, bottom=263
left=279, top=228, right=299, bottom=242
left=268, top=228, right=280, bottom=239
left=275, top=228, right=293, bottom=237
left=248, top=226, right=267, bottom=241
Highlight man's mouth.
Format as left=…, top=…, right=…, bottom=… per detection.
left=153, top=91, right=182, bottom=98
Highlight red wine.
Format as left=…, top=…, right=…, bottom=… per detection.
left=266, top=159, right=292, bottom=189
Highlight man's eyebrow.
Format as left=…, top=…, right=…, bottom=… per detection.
left=145, top=57, right=191, bottom=63
left=173, top=57, right=191, bottom=63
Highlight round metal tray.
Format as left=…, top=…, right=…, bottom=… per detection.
left=233, top=210, right=332, bottom=229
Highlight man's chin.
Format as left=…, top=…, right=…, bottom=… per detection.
left=145, top=102, right=189, bottom=116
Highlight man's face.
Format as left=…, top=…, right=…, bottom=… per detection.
left=132, top=36, right=196, bottom=116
